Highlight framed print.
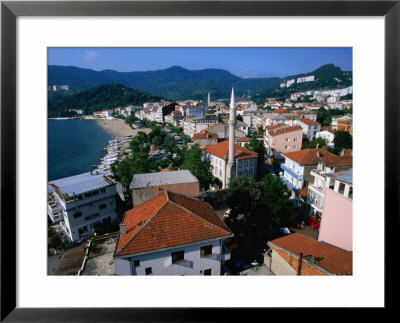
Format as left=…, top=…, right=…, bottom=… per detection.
left=1, top=0, right=399, bottom=321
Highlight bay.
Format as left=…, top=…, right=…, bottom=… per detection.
left=48, top=119, right=113, bottom=181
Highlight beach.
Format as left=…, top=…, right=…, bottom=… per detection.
left=96, top=118, right=151, bottom=138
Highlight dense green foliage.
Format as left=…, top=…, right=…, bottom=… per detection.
left=316, top=107, right=351, bottom=127
left=223, top=176, right=258, bottom=215
left=302, top=137, right=328, bottom=149
left=181, top=144, right=215, bottom=191
left=49, top=65, right=281, bottom=101
left=332, top=130, right=352, bottom=154
left=48, top=84, right=161, bottom=117
left=245, top=134, right=267, bottom=175
left=259, top=174, right=299, bottom=227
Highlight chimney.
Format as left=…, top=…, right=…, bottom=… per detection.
left=119, top=223, right=126, bottom=235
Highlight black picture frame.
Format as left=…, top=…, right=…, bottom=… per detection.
left=1, top=0, right=398, bottom=321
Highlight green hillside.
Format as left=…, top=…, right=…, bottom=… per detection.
left=48, top=84, right=162, bottom=118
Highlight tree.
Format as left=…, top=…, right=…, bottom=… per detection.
left=332, top=130, right=352, bottom=154
left=223, top=176, right=258, bottom=215
left=245, top=134, right=267, bottom=177
left=302, top=137, right=328, bottom=149
left=124, top=114, right=137, bottom=127
left=181, top=144, right=214, bottom=191
left=259, top=174, right=299, bottom=227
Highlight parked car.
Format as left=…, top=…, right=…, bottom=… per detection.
left=280, top=227, right=291, bottom=235
left=304, top=216, right=320, bottom=229
left=224, top=209, right=231, bottom=218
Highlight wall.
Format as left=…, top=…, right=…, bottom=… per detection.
left=132, top=182, right=200, bottom=207
left=115, top=240, right=223, bottom=276
left=318, top=187, right=353, bottom=251
left=270, top=247, right=327, bottom=276
left=269, top=129, right=303, bottom=160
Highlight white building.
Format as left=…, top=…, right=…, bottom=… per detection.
left=295, top=117, right=321, bottom=141
left=306, top=154, right=352, bottom=219
left=297, top=75, right=315, bottom=83
left=48, top=171, right=119, bottom=242
left=114, top=191, right=233, bottom=275
left=316, top=128, right=335, bottom=147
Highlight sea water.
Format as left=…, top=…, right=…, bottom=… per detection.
left=48, top=119, right=113, bottom=181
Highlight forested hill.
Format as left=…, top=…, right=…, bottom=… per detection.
left=48, top=84, right=162, bottom=118
left=48, top=65, right=281, bottom=101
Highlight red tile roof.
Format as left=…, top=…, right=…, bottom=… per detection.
left=193, top=132, right=218, bottom=140
left=318, top=155, right=353, bottom=167
left=268, top=233, right=352, bottom=275
left=204, top=140, right=258, bottom=161
left=235, top=137, right=251, bottom=142
left=115, top=191, right=232, bottom=257
left=266, top=125, right=303, bottom=137
left=282, top=149, right=336, bottom=165
left=272, top=109, right=289, bottom=114
left=297, top=117, right=320, bottom=126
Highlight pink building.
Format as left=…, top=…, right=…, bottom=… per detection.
left=264, top=125, right=303, bottom=160
left=318, top=169, right=353, bottom=251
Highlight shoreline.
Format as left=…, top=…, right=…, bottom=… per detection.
left=95, top=118, right=151, bottom=139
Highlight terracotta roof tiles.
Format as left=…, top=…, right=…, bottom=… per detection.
left=268, top=233, right=352, bottom=275
left=204, top=140, right=258, bottom=161
left=282, top=148, right=336, bottom=165
left=115, top=191, right=232, bottom=257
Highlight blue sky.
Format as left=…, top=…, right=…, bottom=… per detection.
left=48, top=47, right=352, bottom=78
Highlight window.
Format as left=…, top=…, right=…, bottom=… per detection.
left=249, top=169, right=252, bottom=176
left=250, top=160, right=253, bottom=166
left=200, top=245, right=213, bottom=257
left=172, top=250, right=185, bottom=264
left=73, top=212, right=82, bottom=219
left=84, top=192, right=92, bottom=198
left=244, top=161, right=248, bottom=167
left=145, top=267, right=152, bottom=275
left=238, top=171, right=242, bottom=176
left=293, top=145, right=296, bottom=149
left=77, top=195, right=83, bottom=201
left=244, top=170, right=248, bottom=176
left=134, top=260, right=140, bottom=267
left=100, top=188, right=106, bottom=194
left=329, top=179, right=335, bottom=190
left=203, top=269, right=212, bottom=276
left=84, top=213, right=99, bottom=221
left=339, top=183, right=345, bottom=195
left=99, top=203, right=107, bottom=210
left=294, top=138, right=298, bottom=142
left=78, top=226, right=88, bottom=237
left=92, top=190, right=99, bottom=196
left=239, top=161, right=242, bottom=168
left=349, top=186, right=353, bottom=199
left=285, top=145, right=290, bottom=149
left=286, top=138, right=290, bottom=142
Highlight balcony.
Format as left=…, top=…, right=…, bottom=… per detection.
left=280, top=164, right=303, bottom=181
left=280, top=176, right=298, bottom=193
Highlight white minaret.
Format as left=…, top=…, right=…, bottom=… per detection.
left=208, top=92, right=211, bottom=106
left=226, top=88, right=236, bottom=187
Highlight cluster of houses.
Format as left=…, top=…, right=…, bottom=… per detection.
left=48, top=85, right=353, bottom=276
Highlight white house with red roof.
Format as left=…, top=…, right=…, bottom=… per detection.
left=294, top=117, right=321, bottom=141
left=280, top=149, right=337, bottom=197
left=203, top=141, right=258, bottom=188
left=113, top=191, right=233, bottom=275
